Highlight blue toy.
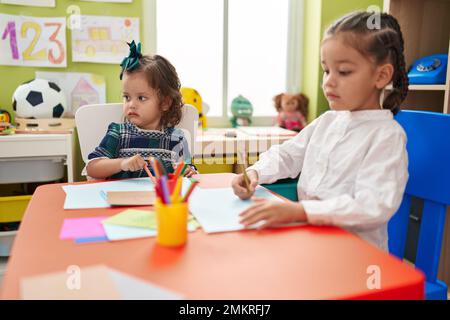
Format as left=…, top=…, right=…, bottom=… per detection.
left=408, top=54, right=448, bottom=85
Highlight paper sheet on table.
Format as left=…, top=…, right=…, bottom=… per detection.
left=102, top=223, right=157, bottom=241
left=102, top=215, right=200, bottom=241
left=21, top=265, right=183, bottom=300
left=60, top=216, right=108, bottom=240
left=63, top=177, right=191, bottom=209
left=62, top=178, right=155, bottom=209
left=103, top=209, right=157, bottom=229
left=188, top=186, right=284, bottom=233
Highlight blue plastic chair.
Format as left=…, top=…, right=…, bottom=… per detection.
left=389, top=110, right=450, bottom=300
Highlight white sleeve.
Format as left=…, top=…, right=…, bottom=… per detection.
left=302, top=129, right=408, bottom=230
left=247, top=118, right=318, bottom=184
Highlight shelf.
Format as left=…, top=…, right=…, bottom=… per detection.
left=386, top=84, right=447, bottom=91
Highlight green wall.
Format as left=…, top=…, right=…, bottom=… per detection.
left=0, top=0, right=145, bottom=117
left=301, top=0, right=384, bottom=120
left=0, top=0, right=146, bottom=182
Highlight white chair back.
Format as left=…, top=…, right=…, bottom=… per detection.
left=75, top=103, right=198, bottom=164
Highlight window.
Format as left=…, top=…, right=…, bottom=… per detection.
left=156, top=0, right=302, bottom=125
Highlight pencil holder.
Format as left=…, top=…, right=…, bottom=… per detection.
left=155, top=199, right=188, bottom=247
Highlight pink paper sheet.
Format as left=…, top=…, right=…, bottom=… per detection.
left=60, top=216, right=108, bottom=240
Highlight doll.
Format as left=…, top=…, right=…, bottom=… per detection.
left=273, top=93, right=308, bottom=132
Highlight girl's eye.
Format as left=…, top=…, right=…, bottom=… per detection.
left=339, top=71, right=352, bottom=76
left=139, top=96, right=147, bottom=101
left=123, top=95, right=130, bottom=101
left=323, top=70, right=330, bottom=75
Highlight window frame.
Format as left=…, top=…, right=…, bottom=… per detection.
left=144, top=0, right=304, bottom=127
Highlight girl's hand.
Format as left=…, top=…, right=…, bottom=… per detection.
left=183, top=165, right=198, bottom=178
left=239, top=197, right=307, bottom=228
left=232, top=170, right=259, bottom=200
left=120, top=154, right=147, bottom=172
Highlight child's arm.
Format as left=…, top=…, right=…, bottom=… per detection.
left=87, top=155, right=147, bottom=179
left=86, top=122, right=144, bottom=179
left=247, top=117, right=319, bottom=185
left=301, top=130, right=408, bottom=229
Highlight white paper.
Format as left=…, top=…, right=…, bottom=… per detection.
left=108, top=268, right=183, bottom=300
left=102, top=223, right=157, bottom=241
left=188, top=186, right=284, bottom=233
left=36, top=71, right=106, bottom=115
left=71, top=15, right=140, bottom=64
left=63, top=177, right=191, bottom=210
left=63, top=178, right=155, bottom=209
left=0, top=13, right=66, bottom=67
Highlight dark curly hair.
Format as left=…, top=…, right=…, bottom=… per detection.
left=122, top=54, right=183, bottom=128
left=324, top=11, right=408, bottom=115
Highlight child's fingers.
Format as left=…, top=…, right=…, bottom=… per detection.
left=236, top=187, right=253, bottom=200
left=258, top=218, right=276, bottom=229
left=240, top=207, right=269, bottom=226
left=250, top=196, right=265, bottom=202
left=239, top=200, right=266, bottom=217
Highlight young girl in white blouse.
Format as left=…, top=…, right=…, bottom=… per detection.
left=232, top=11, right=409, bottom=250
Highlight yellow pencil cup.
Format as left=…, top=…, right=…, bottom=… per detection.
left=155, top=199, right=188, bottom=247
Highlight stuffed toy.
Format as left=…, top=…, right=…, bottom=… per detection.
left=273, top=93, right=308, bottom=132
left=180, top=87, right=209, bottom=128
left=230, top=95, right=253, bottom=128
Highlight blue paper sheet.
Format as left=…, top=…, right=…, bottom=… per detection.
left=63, top=177, right=192, bottom=210
left=188, top=186, right=283, bottom=233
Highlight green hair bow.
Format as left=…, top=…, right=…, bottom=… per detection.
left=120, top=40, right=142, bottom=80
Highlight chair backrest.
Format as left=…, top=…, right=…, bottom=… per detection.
left=75, top=103, right=198, bottom=163
left=389, top=110, right=450, bottom=283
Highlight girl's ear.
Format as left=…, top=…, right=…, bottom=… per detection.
left=160, top=96, right=172, bottom=111
left=375, top=63, right=394, bottom=89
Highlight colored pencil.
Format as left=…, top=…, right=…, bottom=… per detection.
left=237, top=151, right=250, bottom=192
left=173, top=161, right=185, bottom=179
left=160, top=175, right=171, bottom=204
left=179, top=163, right=188, bottom=176
left=149, top=157, right=161, bottom=178
left=171, top=177, right=183, bottom=203
left=143, top=164, right=157, bottom=184
left=182, top=178, right=199, bottom=202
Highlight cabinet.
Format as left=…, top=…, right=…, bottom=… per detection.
left=384, top=0, right=450, bottom=289
left=384, top=0, right=450, bottom=113
left=0, top=132, right=75, bottom=256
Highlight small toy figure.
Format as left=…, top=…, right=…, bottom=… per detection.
left=180, top=87, right=209, bottom=128
left=273, top=92, right=308, bottom=132
left=0, top=109, right=15, bottom=135
left=230, top=95, right=253, bottom=128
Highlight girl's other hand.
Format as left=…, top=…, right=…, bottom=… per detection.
left=239, top=198, right=307, bottom=228
left=183, top=165, right=198, bottom=178
left=120, top=154, right=147, bottom=172
left=231, top=169, right=258, bottom=200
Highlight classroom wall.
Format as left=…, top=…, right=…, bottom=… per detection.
left=0, top=0, right=147, bottom=182
left=301, top=0, right=384, bottom=120
left=0, top=0, right=146, bottom=118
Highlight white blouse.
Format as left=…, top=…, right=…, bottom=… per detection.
left=248, top=109, right=408, bottom=250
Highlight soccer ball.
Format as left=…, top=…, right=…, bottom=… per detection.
left=13, top=79, right=67, bottom=118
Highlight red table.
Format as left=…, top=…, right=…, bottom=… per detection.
left=1, top=173, right=424, bottom=299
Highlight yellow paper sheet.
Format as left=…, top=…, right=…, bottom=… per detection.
left=103, top=209, right=156, bottom=229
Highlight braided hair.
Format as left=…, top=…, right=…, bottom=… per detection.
left=324, top=11, right=408, bottom=115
